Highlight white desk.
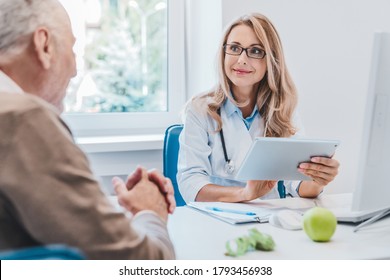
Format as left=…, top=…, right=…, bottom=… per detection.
left=167, top=194, right=390, bottom=260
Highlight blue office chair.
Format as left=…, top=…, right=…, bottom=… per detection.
left=0, top=244, right=85, bottom=260
left=163, top=124, right=186, bottom=206
left=277, top=181, right=286, bottom=199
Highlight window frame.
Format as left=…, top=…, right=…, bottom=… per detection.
left=63, top=0, right=185, bottom=137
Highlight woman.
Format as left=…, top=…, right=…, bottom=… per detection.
left=177, top=13, right=339, bottom=203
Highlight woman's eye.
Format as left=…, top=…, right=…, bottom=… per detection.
left=230, top=45, right=241, bottom=52
left=250, top=47, right=262, bottom=54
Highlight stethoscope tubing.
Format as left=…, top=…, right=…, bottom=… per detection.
left=217, top=108, right=235, bottom=174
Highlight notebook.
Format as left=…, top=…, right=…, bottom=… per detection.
left=325, top=32, right=390, bottom=224
left=188, top=197, right=316, bottom=225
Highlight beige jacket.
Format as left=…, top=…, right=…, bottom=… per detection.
left=0, top=72, right=175, bottom=259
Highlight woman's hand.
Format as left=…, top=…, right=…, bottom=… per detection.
left=298, top=157, right=340, bottom=197
left=240, top=180, right=277, bottom=201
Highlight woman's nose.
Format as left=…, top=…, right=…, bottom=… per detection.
left=237, top=50, right=249, bottom=64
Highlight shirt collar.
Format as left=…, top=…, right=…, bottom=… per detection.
left=0, top=70, right=24, bottom=95
left=223, top=98, right=238, bottom=117
left=223, top=97, right=259, bottom=119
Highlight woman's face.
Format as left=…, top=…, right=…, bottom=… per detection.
left=224, top=24, right=267, bottom=95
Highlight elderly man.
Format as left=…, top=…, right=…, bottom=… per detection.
left=0, top=0, right=175, bottom=259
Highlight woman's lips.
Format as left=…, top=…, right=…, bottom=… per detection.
left=233, top=68, right=252, bottom=75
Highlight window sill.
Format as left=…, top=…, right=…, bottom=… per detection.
left=76, top=134, right=164, bottom=153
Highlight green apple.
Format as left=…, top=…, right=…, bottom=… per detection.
left=303, top=207, right=337, bottom=242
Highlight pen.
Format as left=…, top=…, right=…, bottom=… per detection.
left=205, top=207, right=256, bottom=216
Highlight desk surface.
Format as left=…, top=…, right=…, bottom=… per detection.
left=167, top=194, right=390, bottom=260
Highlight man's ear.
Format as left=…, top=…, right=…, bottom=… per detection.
left=33, top=27, right=54, bottom=70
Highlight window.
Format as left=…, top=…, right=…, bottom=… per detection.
left=60, top=0, right=185, bottom=136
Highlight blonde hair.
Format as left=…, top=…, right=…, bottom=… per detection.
left=191, top=13, right=298, bottom=137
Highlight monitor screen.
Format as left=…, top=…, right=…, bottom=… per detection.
left=353, top=32, right=390, bottom=211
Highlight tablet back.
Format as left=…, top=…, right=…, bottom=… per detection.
left=235, top=138, right=339, bottom=181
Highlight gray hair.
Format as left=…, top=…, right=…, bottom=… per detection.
left=0, top=0, right=62, bottom=60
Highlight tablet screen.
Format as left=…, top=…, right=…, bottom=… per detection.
left=235, top=137, right=339, bottom=181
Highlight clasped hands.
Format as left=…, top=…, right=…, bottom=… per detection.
left=112, top=166, right=176, bottom=222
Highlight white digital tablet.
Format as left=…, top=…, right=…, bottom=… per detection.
left=235, top=137, right=340, bottom=181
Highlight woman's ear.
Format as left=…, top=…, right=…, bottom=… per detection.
left=33, top=27, right=53, bottom=70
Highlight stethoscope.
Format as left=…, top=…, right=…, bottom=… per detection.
left=217, top=108, right=235, bottom=174
left=217, top=106, right=268, bottom=175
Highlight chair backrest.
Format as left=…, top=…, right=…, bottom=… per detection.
left=277, top=180, right=286, bottom=199
left=163, top=124, right=186, bottom=206
left=0, top=244, right=85, bottom=260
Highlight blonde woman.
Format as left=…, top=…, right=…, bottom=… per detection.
left=177, top=13, right=339, bottom=203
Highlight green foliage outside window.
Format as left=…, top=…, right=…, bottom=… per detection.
left=65, top=0, right=167, bottom=113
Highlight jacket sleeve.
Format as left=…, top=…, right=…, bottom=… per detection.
left=177, top=103, right=215, bottom=202
left=1, top=105, right=175, bottom=259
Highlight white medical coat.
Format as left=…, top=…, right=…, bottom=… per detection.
left=177, top=98, right=304, bottom=203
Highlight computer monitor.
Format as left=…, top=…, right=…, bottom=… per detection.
left=352, top=31, right=390, bottom=212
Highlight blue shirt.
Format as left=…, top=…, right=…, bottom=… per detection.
left=224, top=98, right=259, bottom=130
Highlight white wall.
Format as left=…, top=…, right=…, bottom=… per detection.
left=87, top=150, right=163, bottom=195
left=185, top=0, right=222, bottom=98
left=88, top=0, right=390, bottom=195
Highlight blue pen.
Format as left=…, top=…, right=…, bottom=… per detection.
left=206, top=206, right=256, bottom=216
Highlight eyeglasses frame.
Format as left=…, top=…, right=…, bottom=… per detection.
left=223, top=43, right=266, bottom=59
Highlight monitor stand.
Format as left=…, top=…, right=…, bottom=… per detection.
left=354, top=207, right=390, bottom=232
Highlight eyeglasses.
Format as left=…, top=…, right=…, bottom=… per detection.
left=223, top=44, right=266, bottom=59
